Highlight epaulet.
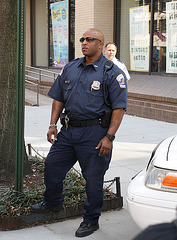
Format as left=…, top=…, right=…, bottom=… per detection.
left=72, top=57, right=80, bottom=62
left=68, top=57, right=83, bottom=66
left=60, top=58, right=82, bottom=75
left=63, top=58, right=81, bottom=69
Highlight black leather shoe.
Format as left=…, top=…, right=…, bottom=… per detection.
left=31, top=201, right=63, bottom=213
left=75, top=222, right=99, bottom=237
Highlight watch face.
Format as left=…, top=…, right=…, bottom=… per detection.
left=110, top=135, right=115, bottom=141
left=107, top=133, right=115, bottom=141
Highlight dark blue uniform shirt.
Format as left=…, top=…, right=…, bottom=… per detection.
left=48, top=54, right=127, bottom=120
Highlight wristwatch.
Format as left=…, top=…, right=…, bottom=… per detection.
left=106, top=133, right=115, bottom=141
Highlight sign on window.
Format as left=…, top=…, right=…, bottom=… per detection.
left=166, top=1, right=177, bottom=74
left=51, top=1, right=68, bottom=68
left=129, top=6, right=150, bottom=72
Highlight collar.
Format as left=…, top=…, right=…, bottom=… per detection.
left=112, top=57, right=117, bottom=64
left=77, top=54, right=104, bottom=71
left=112, top=57, right=122, bottom=64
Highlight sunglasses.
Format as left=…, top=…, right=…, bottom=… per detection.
left=79, top=37, right=102, bottom=43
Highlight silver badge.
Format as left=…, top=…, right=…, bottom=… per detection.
left=91, top=81, right=100, bottom=91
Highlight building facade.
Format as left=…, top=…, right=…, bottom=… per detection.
left=26, top=0, right=177, bottom=77
left=25, top=0, right=177, bottom=123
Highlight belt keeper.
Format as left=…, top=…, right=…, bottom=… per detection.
left=49, top=123, right=57, bottom=129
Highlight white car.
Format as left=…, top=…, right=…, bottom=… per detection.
left=127, top=135, right=177, bottom=229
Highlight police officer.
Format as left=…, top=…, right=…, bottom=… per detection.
left=31, top=28, right=127, bottom=238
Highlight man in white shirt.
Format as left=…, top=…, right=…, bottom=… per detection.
left=104, top=42, right=131, bottom=81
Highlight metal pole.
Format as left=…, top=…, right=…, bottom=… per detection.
left=115, top=177, right=121, bottom=198
left=27, top=143, right=32, bottom=156
left=37, top=80, right=39, bottom=106
left=149, top=0, right=155, bottom=74
left=15, top=0, right=26, bottom=192
left=39, top=69, right=41, bottom=84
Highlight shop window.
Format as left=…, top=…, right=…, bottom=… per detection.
left=165, top=0, right=177, bottom=73
left=159, top=19, right=166, bottom=32
left=31, top=0, right=48, bottom=67
left=152, top=0, right=175, bottom=73
left=116, top=0, right=177, bottom=74
left=129, top=1, right=151, bottom=72
left=49, top=0, right=75, bottom=68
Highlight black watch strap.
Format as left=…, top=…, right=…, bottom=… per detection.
left=106, top=133, right=115, bottom=141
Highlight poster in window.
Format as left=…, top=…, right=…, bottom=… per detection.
left=129, top=6, right=150, bottom=72
left=51, top=1, right=68, bottom=68
left=166, top=1, right=177, bottom=74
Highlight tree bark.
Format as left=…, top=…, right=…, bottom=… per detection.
left=0, top=1, right=31, bottom=181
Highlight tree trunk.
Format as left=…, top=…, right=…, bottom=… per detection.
left=0, top=1, right=31, bottom=182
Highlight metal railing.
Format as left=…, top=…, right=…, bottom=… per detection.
left=25, top=76, right=39, bottom=106
left=25, top=65, right=59, bottom=106
left=25, top=65, right=58, bottom=83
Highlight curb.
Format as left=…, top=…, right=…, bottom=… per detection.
left=0, top=196, right=123, bottom=230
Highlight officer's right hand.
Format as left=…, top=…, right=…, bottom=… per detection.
left=95, top=136, right=112, bottom=156
left=47, top=127, right=57, bottom=144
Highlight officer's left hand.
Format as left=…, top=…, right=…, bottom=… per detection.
left=95, top=137, right=112, bottom=156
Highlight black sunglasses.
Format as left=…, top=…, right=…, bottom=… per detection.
left=79, top=37, right=102, bottom=43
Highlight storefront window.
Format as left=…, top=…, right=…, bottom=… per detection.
left=117, top=0, right=177, bottom=74
left=129, top=4, right=151, bottom=71
left=49, top=0, right=69, bottom=68
left=165, top=1, right=177, bottom=74
left=152, top=1, right=167, bottom=72
left=152, top=0, right=177, bottom=74
left=117, top=0, right=151, bottom=72
left=31, top=0, right=48, bottom=67
left=49, top=0, right=75, bottom=68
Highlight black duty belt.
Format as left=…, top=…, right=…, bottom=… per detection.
left=69, top=118, right=102, bottom=127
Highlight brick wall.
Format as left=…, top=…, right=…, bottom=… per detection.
left=94, top=0, right=114, bottom=45
left=75, top=0, right=95, bottom=58
left=127, top=93, right=177, bottom=123
left=75, top=0, right=114, bottom=58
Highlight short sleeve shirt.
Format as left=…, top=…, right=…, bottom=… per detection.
left=48, top=54, right=127, bottom=120
left=112, top=58, right=131, bottom=81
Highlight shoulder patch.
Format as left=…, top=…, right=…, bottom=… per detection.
left=116, top=74, right=126, bottom=88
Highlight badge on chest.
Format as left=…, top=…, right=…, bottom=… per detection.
left=91, top=81, right=101, bottom=91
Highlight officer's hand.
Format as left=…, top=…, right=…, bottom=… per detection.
left=47, top=127, right=57, bottom=144
left=95, top=136, right=112, bottom=156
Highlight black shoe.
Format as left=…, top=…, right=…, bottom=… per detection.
left=31, top=201, right=63, bottom=213
left=75, top=222, right=99, bottom=237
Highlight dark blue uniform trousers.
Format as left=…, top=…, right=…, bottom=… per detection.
left=44, top=124, right=112, bottom=224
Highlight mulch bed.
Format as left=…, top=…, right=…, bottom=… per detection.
left=0, top=156, right=123, bottom=230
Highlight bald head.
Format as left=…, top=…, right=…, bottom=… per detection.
left=81, top=28, right=104, bottom=64
left=83, top=28, right=104, bottom=44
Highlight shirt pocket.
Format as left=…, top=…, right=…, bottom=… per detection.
left=86, top=88, right=104, bottom=108
left=63, top=80, right=72, bottom=101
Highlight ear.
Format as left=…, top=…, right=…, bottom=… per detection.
left=99, top=41, right=104, bottom=50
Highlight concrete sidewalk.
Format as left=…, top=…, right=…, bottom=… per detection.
left=1, top=95, right=177, bottom=240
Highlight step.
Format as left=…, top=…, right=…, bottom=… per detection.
left=25, top=82, right=177, bottom=123
left=127, top=93, right=177, bottom=123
